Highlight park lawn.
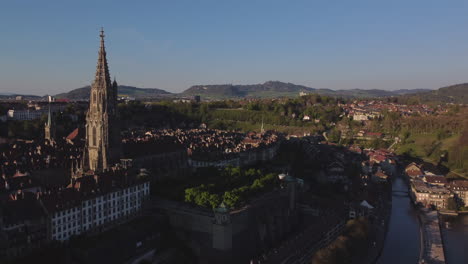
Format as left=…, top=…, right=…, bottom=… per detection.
left=208, top=118, right=319, bottom=134
left=396, top=132, right=468, bottom=179
left=395, top=133, right=459, bottom=159
left=447, top=171, right=468, bottom=180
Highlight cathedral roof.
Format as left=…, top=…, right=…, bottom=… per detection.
left=93, top=28, right=112, bottom=90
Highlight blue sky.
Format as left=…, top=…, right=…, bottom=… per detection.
left=1, top=0, right=468, bottom=95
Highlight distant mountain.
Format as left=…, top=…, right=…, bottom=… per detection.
left=327, top=89, right=396, bottom=98
left=181, top=81, right=430, bottom=99
left=182, top=81, right=320, bottom=99
left=56, top=85, right=171, bottom=100
left=402, top=83, right=468, bottom=104
left=392, top=89, right=432, bottom=95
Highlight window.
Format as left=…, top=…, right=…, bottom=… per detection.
left=92, top=127, right=97, bottom=146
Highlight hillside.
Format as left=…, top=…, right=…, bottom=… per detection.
left=56, top=85, right=171, bottom=100
left=392, top=89, right=432, bottom=95
left=181, top=81, right=429, bottom=99
left=400, top=83, right=468, bottom=104
left=183, top=81, right=323, bottom=99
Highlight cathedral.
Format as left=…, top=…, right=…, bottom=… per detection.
left=81, top=28, right=121, bottom=173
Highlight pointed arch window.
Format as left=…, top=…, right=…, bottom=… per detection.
left=92, top=127, right=97, bottom=146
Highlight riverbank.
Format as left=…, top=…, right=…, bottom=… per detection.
left=417, top=208, right=446, bottom=264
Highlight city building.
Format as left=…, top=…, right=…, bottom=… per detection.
left=0, top=195, right=47, bottom=259
left=423, top=175, right=448, bottom=187
left=405, top=162, right=424, bottom=178
left=41, top=174, right=150, bottom=242
left=7, top=109, right=45, bottom=121
left=447, top=180, right=468, bottom=206
left=154, top=174, right=302, bottom=264
left=372, top=170, right=389, bottom=183
left=410, top=180, right=452, bottom=209
left=0, top=29, right=154, bottom=261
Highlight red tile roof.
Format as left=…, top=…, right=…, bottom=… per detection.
left=66, top=128, right=79, bottom=140
left=424, top=176, right=447, bottom=185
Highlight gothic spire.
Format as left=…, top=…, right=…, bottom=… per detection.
left=47, top=103, right=52, bottom=126
left=94, top=27, right=111, bottom=89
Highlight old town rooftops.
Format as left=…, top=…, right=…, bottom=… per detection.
left=423, top=175, right=448, bottom=185
left=412, top=180, right=451, bottom=194
left=405, top=162, right=424, bottom=177
left=447, top=180, right=468, bottom=191
left=66, top=128, right=80, bottom=141
left=40, top=169, right=148, bottom=213
left=2, top=193, right=46, bottom=226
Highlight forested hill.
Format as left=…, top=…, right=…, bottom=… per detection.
left=55, top=85, right=171, bottom=100
left=182, top=81, right=319, bottom=99
left=182, top=81, right=430, bottom=99
left=399, top=83, right=468, bottom=104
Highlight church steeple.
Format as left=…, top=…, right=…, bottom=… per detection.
left=47, top=105, right=52, bottom=127
left=82, top=28, right=121, bottom=173
left=94, top=27, right=112, bottom=90
left=44, top=104, right=54, bottom=142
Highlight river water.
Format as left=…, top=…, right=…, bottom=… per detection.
left=377, top=176, right=468, bottom=264
left=440, top=214, right=468, bottom=264
left=377, top=177, right=420, bottom=264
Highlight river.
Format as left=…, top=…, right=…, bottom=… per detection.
left=440, top=214, right=468, bottom=264
left=377, top=177, right=420, bottom=264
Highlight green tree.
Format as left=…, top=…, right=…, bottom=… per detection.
left=208, top=194, right=221, bottom=209
left=184, top=187, right=201, bottom=203
left=223, top=191, right=240, bottom=208
left=446, top=197, right=458, bottom=211
left=194, top=191, right=211, bottom=207
left=328, top=129, right=341, bottom=143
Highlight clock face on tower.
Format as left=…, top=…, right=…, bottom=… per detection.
left=215, top=213, right=230, bottom=225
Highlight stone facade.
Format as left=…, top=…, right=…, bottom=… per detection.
left=43, top=180, right=150, bottom=242
left=447, top=180, right=468, bottom=206
left=83, top=29, right=120, bottom=172
left=410, top=180, right=452, bottom=209
left=154, top=177, right=301, bottom=263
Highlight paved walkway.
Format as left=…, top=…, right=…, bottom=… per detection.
left=419, top=209, right=445, bottom=264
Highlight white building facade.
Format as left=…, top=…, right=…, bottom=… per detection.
left=49, top=181, right=150, bottom=241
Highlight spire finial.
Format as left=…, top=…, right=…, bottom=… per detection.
left=100, top=27, right=105, bottom=39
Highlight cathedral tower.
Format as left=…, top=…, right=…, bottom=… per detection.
left=83, top=28, right=120, bottom=172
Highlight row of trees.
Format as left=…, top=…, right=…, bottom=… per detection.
left=446, top=121, right=468, bottom=173
left=184, top=167, right=277, bottom=209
